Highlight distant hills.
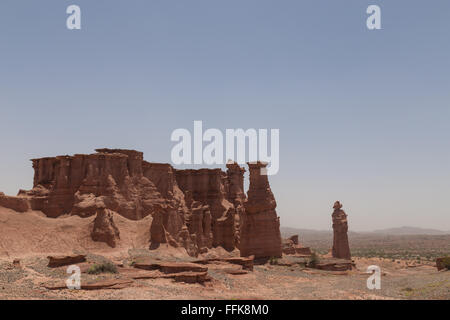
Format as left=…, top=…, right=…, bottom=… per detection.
left=281, top=226, right=449, bottom=238
left=371, top=226, right=449, bottom=236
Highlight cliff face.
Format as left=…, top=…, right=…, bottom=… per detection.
left=174, top=168, right=236, bottom=251
left=7, top=149, right=282, bottom=258
left=226, top=162, right=247, bottom=248
left=25, top=150, right=163, bottom=220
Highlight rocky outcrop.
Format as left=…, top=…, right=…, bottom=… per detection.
left=47, top=254, right=87, bottom=267
left=175, top=168, right=236, bottom=251
left=132, top=259, right=208, bottom=273
left=331, top=201, right=351, bottom=260
left=194, top=256, right=254, bottom=271
left=91, top=207, right=120, bottom=247
left=24, top=150, right=164, bottom=219
left=185, top=200, right=213, bottom=252
left=226, top=162, right=246, bottom=248
left=239, top=162, right=282, bottom=258
left=436, top=257, right=449, bottom=271
left=9, top=149, right=282, bottom=258
left=43, top=278, right=134, bottom=290
left=149, top=205, right=168, bottom=244
left=315, top=258, right=353, bottom=271
left=0, top=193, right=30, bottom=212
left=282, top=235, right=312, bottom=256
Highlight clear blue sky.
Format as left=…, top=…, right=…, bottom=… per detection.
left=1, top=1, right=449, bottom=231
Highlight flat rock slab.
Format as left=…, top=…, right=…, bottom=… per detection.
left=194, top=256, right=254, bottom=271
left=120, top=267, right=209, bottom=283
left=314, top=258, right=354, bottom=271
left=0, top=194, right=30, bottom=212
left=118, top=267, right=162, bottom=279
left=133, top=261, right=207, bottom=274
left=283, top=247, right=312, bottom=256
left=43, top=279, right=134, bottom=290
left=171, top=271, right=210, bottom=283
left=47, top=254, right=87, bottom=268
left=223, top=268, right=249, bottom=275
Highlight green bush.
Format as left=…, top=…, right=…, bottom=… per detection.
left=269, top=256, right=278, bottom=265
left=87, top=262, right=118, bottom=274
left=308, top=252, right=320, bottom=268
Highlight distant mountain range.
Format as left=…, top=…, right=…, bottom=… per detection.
left=281, top=226, right=450, bottom=237
left=371, top=226, right=449, bottom=236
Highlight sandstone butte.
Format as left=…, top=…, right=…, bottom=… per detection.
left=0, top=148, right=282, bottom=259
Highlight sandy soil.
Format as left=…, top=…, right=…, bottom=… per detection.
left=0, top=208, right=448, bottom=300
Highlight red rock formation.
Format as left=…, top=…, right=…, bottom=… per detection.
left=185, top=200, right=213, bottom=252
left=25, top=150, right=164, bottom=220
left=0, top=193, right=30, bottom=212
left=47, top=254, right=87, bottom=267
left=289, top=235, right=299, bottom=245
left=331, top=201, right=351, bottom=260
left=175, top=168, right=236, bottom=251
left=435, top=257, right=449, bottom=271
left=240, top=162, right=282, bottom=258
left=150, top=204, right=168, bottom=244
left=315, top=258, right=353, bottom=271
left=91, top=207, right=120, bottom=248
left=226, top=162, right=246, bottom=247
left=7, top=149, right=283, bottom=258
left=282, top=235, right=312, bottom=256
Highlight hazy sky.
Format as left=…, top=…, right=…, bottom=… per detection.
left=0, top=1, right=449, bottom=231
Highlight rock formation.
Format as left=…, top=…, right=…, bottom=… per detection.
left=174, top=168, right=237, bottom=251
left=226, top=162, right=246, bottom=247
left=239, top=162, right=282, bottom=258
left=91, top=206, right=120, bottom=248
left=0, top=193, right=30, bottom=212
left=282, top=235, right=312, bottom=256
left=22, top=149, right=165, bottom=219
left=47, top=254, right=87, bottom=268
left=1, top=149, right=282, bottom=258
left=331, top=201, right=351, bottom=260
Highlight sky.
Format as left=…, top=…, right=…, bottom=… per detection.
left=0, top=1, right=449, bottom=231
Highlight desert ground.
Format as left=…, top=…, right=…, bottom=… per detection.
left=0, top=208, right=448, bottom=300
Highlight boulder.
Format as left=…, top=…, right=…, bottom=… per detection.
left=282, top=235, right=312, bottom=256
left=436, top=257, right=449, bottom=271
left=91, top=207, right=120, bottom=247
left=0, top=194, right=30, bottom=212
left=47, top=254, right=87, bottom=268
left=314, top=258, right=354, bottom=271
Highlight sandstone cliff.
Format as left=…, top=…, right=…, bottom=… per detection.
left=1, top=149, right=282, bottom=258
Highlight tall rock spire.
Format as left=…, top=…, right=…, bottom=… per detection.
left=240, top=162, right=282, bottom=258
left=332, top=201, right=351, bottom=260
